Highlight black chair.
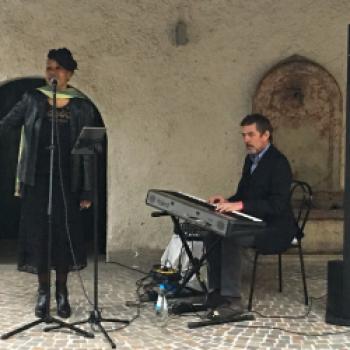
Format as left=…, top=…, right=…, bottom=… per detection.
left=247, top=180, right=313, bottom=311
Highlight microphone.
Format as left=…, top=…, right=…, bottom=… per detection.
left=49, top=77, right=58, bottom=86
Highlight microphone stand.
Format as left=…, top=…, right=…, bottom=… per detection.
left=1, top=80, right=94, bottom=340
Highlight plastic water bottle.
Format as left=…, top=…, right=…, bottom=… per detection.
left=154, top=283, right=168, bottom=327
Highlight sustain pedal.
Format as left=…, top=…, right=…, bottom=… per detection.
left=188, top=313, right=255, bottom=328
left=170, top=302, right=208, bottom=315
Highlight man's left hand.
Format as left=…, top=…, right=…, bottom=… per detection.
left=80, top=200, right=92, bottom=209
left=215, top=201, right=243, bottom=213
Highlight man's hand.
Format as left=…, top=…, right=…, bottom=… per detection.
left=215, top=201, right=243, bottom=213
left=208, top=195, right=227, bottom=204
left=80, top=200, right=92, bottom=209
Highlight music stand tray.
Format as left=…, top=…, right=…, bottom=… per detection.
left=72, top=127, right=106, bottom=155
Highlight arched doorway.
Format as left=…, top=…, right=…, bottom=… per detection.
left=0, top=78, right=107, bottom=253
left=253, top=55, right=343, bottom=208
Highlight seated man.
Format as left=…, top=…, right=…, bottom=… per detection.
left=206, top=113, right=296, bottom=318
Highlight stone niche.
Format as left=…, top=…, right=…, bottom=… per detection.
left=253, top=56, right=344, bottom=252
left=253, top=55, right=343, bottom=208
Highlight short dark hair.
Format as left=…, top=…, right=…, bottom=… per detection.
left=240, top=113, right=273, bottom=141
left=47, top=48, right=78, bottom=72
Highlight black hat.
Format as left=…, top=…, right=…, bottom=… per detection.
left=47, top=48, right=78, bottom=71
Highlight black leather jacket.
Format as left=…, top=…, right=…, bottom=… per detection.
left=0, top=90, right=96, bottom=198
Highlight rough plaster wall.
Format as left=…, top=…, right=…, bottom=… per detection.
left=304, top=220, right=343, bottom=253
left=0, top=0, right=349, bottom=258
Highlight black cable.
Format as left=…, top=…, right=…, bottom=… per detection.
left=101, top=273, right=154, bottom=332
left=107, top=261, right=148, bottom=275
left=112, top=273, right=148, bottom=329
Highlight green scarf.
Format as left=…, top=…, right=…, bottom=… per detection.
left=36, top=85, right=86, bottom=99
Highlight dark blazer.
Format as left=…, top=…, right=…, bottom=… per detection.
left=228, top=144, right=296, bottom=253
left=0, top=90, right=97, bottom=198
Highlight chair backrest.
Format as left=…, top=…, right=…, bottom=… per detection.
left=290, top=180, right=313, bottom=240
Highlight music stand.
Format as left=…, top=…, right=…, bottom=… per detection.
left=1, top=83, right=93, bottom=341
left=46, top=127, right=129, bottom=349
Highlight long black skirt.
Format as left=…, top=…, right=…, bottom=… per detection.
left=17, top=175, right=87, bottom=274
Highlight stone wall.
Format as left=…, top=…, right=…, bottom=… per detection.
left=0, top=0, right=349, bottom=259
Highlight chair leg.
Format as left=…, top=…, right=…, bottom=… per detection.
left=248, top=252, right=259, bottom=312
left=298, top=241, right=309, bottom=305
left=278, top=254, right=282, bottom=293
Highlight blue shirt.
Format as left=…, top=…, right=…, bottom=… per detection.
left=249, top=143, right=271, bottom=174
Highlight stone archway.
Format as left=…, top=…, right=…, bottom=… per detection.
left=253, top=55, right=343, bottom=207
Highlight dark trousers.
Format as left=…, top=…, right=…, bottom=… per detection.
left=205, top=233, right=255, bottom=297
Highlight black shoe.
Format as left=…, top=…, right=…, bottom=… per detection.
left=206, top=297, right=244, bottom=320
left=35, top=288, right=49, bottom=318
left=56, top=285, right=71, bottom=318
left=206, top=290, right=227, bottom=308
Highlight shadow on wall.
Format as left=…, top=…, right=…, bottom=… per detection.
left=0, top=77, right=107, bottom=254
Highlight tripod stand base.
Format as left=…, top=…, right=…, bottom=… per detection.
left=1, top=315, right=94, bottom=340
left=45, top=310, right=129, bottom=349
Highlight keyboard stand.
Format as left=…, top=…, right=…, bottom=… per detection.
left=173, top=220, right=255, bottom=329
left=151, top=211, right=220, bottom=304
left=170, top=215, right=220, bottom=298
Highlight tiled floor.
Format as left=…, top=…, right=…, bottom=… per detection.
left=1, top=242, right=350, bottom=349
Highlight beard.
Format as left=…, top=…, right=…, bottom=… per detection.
left=246, top=145, right=257, bottom=154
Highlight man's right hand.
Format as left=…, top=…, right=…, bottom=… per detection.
left=208, top=195, right=227, bottom=204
